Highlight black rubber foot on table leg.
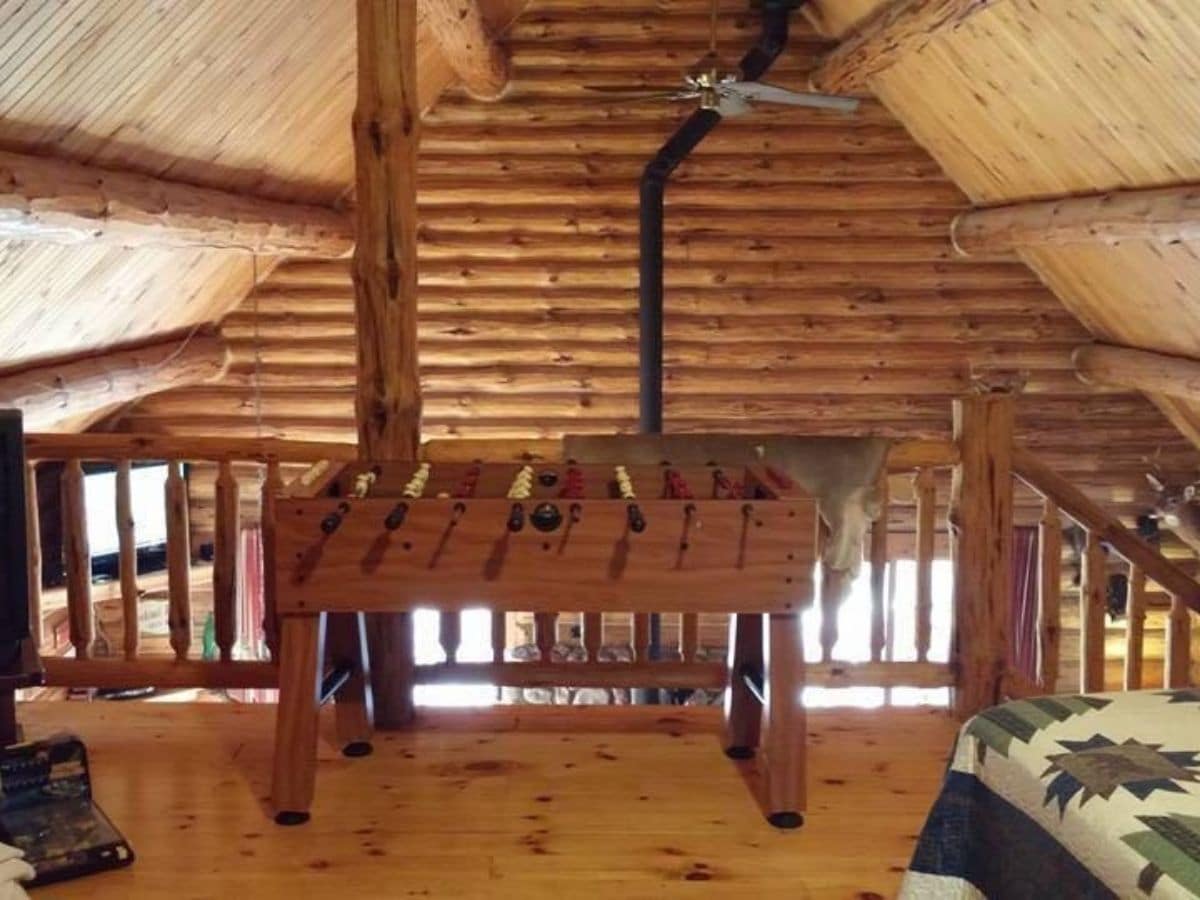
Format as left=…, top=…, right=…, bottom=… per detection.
left=274, top=810, right=310, bottom=827
left=725, top=746, right=755, bottom=760
left=343, top=741, right=373, bottom=758
left=767, top=811, right=804, bottom=830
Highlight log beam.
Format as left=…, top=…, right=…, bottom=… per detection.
left=422, top=0, right=512, bottom=101
left=952, top=184, right=1200, bottom=257
left=354, top=0, right=423, bottom=728
left=0, top=150, right=353, bottom=257
left=811, top=0, right=1001, bottom=94
left=1074, top=343, right=1200, bottom=402
left=0, top=332, right=230, bottom=430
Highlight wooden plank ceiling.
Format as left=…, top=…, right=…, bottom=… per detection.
left=116, top=0, right=1199, bottom=516
left=807, top=0, right=1200, bottom=454
left=0, top=0, right=518, bottom=371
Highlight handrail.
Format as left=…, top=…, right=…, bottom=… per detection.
left=1012, top=445, right=1200, bottom=612
left=24, top=433, right=357, bottom=464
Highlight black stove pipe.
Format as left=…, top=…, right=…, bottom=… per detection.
left=636, top=2, right=801, bottom=698
left=638, top=1, right=799, bottom=434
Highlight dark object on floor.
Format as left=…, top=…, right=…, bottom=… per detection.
left=0, top=735, right=134, bottom=887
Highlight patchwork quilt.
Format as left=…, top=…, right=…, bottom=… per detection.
left=901, top=689, right=1200, bottom=899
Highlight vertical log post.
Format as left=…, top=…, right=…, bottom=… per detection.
left=583, top=612, right=603, bottom=662
left=1079, top=530, right=1107, bottom=692
left=819, top=563, right=849, bottom=662
left=1165, top=595, right=1190, bottom=689
left=165, top=460, right=192, bottom=661
left=869, top=471, right=888, bottom=662
left=439, top=611, right=461, bottom=664
left=115, top=461, right=139, bottom=660
left=950, top=392, right=1014, bottom=719
left=213, top=459, right=240, bottom=663
left=491, top=610, right=507, bottom=663
left=1123, top=565, right=1146, bottom=690
left=354, top=0, right=423, bottom=728
left=534, top=613, right=556, bottom=663
left=261, top=458, right=283, bottom=661
left=62, top=459, right=92, bottom=660
left=914, top=467, right=936, bottom=663
left=681, top=613, right=699, bottom=662
left=24, top=461, right=42, bottom=649
left=633, top=613, right=651, bottom=661
left=1037, top=498, right=1062, bottom=692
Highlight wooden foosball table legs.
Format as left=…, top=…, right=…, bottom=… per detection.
left=724, top=612, right=807, bottom=829
left=271, top=611, right=375, bottom=826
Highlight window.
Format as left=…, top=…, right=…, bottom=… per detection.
left=84, top=464, right=169, bottom=557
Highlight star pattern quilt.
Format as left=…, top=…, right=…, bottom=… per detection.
left=902, top=689, right=1200, bottom=899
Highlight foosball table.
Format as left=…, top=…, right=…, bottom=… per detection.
left=270, top=458, right=818, bottom=828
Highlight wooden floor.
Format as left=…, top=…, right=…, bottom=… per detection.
left=20, top=702, right=958, bottom=899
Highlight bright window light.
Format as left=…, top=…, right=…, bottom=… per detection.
left=412, top=608, right=499, bottom=707
left=85, top=465, right=169, bottom=557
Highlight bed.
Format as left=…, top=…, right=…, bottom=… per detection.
left=902, top=689, right=1200, bottom=898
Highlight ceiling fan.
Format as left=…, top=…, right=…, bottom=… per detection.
left=585, top=0, right=860, bottom=118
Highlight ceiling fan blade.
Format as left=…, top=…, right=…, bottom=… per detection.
left=727, top=81, right=860, bottom=113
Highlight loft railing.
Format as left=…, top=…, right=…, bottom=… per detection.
left=24, top=433, right=355, bottom=691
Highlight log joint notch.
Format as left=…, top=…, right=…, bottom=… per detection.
left=423, top=0, right=512, bottom=101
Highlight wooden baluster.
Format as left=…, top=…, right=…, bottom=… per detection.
left=868, top=471, right=888, bottom=662
left=213, top=460, right=240, bottom=663
left=681, top=613, right=699, bottom=662
left=885, top=559, right=898, bottom=661
left=1123, top=564, right=1146, bottom=691
left=914, top=467, right=936, bottom=663
left=62, top=459, right=92, bottom=660
left=261, top=459, right=283, bottom=662
left=23, top=461, right=42, bottom=650
left=115, top=461, right=139, bottom=660
left=1165, top=594, right=1190, bottom=689
left=819, top=562, right=848, bottom=662
left=633, top=612, right=650, bottom=662
left=1037, top=498, right=1062, bottom=692
left=491, top=610, right=507, bottom=663
left=534, top=612, right=556, bottom=663
left=165, top=460, right=192, bottom=660
left=439, top=611, right=461, bottom=663
left=1079, top=530, right=1106, bottom=693
left=583, top=612, right=602, bottom=662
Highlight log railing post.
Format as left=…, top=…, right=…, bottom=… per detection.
left=165, top=460, right=192, bottom=661
left=1166, top=595, right=1190, bottom=689
left=680, top=613, right=699, bottom=662
left=583, top=612, right=602, bottom=662
left=869, top=471, right=888, bottom=662
left=913, top=467, right=936, bottom=663
left=439, top=611, right=461, bottom=664
left=261, top=458, right=283, bottom=662
left=62, top=458, right=92, bottom=660
left=819, top=563, right=849, bottom=662
left=1036, top=498, right=1062, bottom=692
left=534, top=613, right=556, bottom=663
left=213, top=460, right=239, bottom=663
left=1123, top=565, right=1146, bottom=691
left=491, top=610, right=507, bottom=663
left=633, top=613, right=651, bottom=662
left=23, top=461, right=42, bottom=650
left=1079, top=530, right=1107, bottom=692
left=115, top=461, right=139, bottom=660
left=950, top=392, right=1014, bottom=719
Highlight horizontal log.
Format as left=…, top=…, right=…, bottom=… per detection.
left=952, top=184, right=1200, bottom=256
left=419, top=124, right=929, bottom=155
left=246, top=285, right=1064, bottom=317
left=221, top=311, right=1084, bottom=345
left=226, top=337, right=1081, bottom=369
left=25, top=432, right=356, bottom=464
left=0, top=332, right=230, bottom=430
left=1012, top=446, right=1200, bottom=611
left=42, top=658, right=278, bottom=690
left=415, top=176, right=965, bottom=210
left=812, top=0, right=999, bottom=93
left=1074, top=343, right=1200, bottom=402
left=0, top=149, right=353, bottom=256
left=272, top=259, right=1042, bottom=291
left=500, top=43, right=826, bottom=71
left=423, top=0, right=511, bottom=100
left=416, top=205, right=959, bottom=237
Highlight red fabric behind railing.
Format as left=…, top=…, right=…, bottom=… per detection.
left=1011, top=526, right=1039, bottom=680
left=239, top=527, right=265, bottom=658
